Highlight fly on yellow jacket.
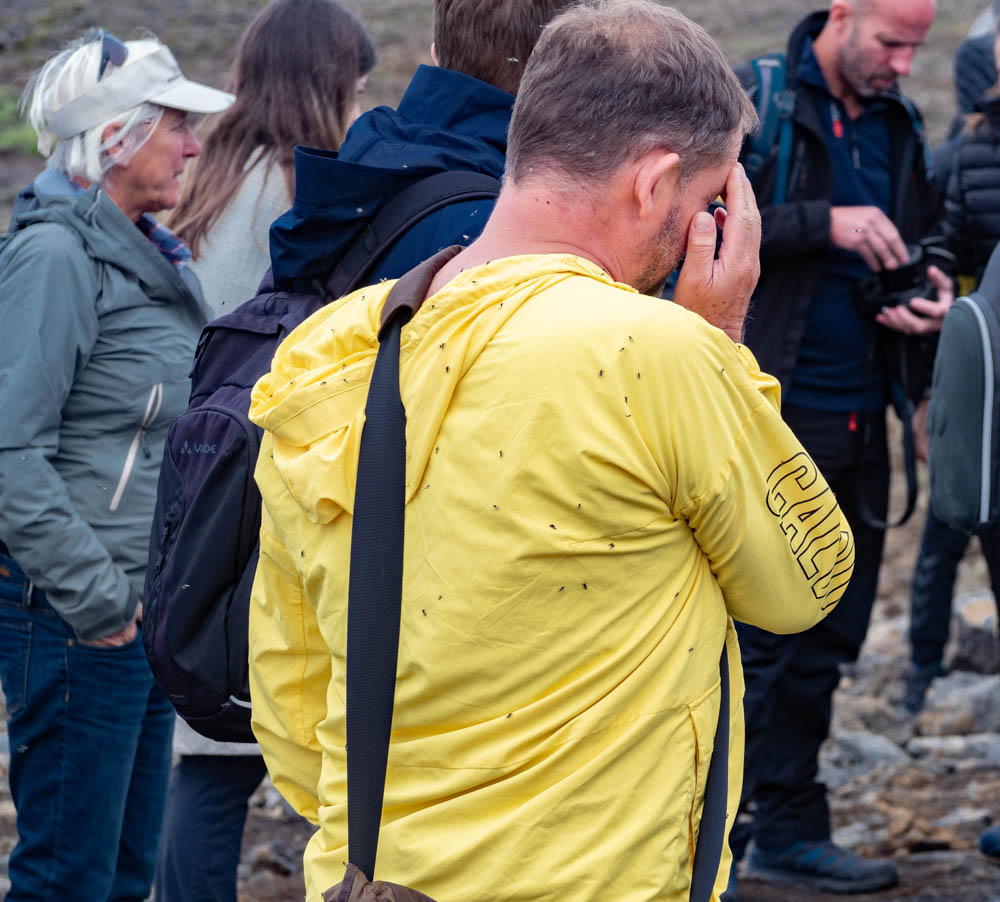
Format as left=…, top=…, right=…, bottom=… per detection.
left=248, top=253, right=854, bottom=901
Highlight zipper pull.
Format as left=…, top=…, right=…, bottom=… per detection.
left=852, top=143, right=861, bottom=170
left=830, top=101, right=844, bottom=139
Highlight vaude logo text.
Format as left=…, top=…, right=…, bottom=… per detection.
left=180, top=440, right=218, bottom=455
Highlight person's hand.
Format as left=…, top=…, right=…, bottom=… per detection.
left=673, top=163, right=761, bottom=343
left=913, top=396, right=929, bottom=462
left=830, top=206, right=910, bottom=272
left=79, top=603, right=141, bottom=648
left=876, top=265, right=954, bottom=335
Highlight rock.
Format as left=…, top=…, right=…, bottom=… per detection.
left=948, top=592, right=999, bottom=674
left=834, top=694, right=916, bottom=747
left=908, top=734, right=1000, bottom=763
left=919, top=673, right=1000, bottom=735
left=820, top=730, right=909, bottom=790
left=932, top=807, right=993, bottom=831
left=832, top=821, right=887, bottom=849
left=830, top=730, right=910, bottom=766
left=247, top=840, right=302, bottom=875
left=862, top=612, right=910, bottom=661
left=249, top=778, right=288, bottom=815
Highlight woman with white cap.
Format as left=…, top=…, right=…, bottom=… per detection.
left=0, top=30, right=232, bottom=899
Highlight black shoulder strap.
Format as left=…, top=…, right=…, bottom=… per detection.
left=326, top=170, right=501, bottom=300
left=690, top=647, right=731, bottom=902
left=345, top=246, right=730, bottom=899
left=346, top=246, right=461, bottom=883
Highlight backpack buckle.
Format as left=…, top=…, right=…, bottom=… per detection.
left=774, top=89, right=795, bottom=119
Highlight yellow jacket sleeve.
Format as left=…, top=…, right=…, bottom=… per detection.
left=631, top=310, right=853, bottom=633
left=249, top=449, right=331, bottom=823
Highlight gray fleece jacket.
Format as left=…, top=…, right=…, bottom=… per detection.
left=0, top=169, right=207, bottom=639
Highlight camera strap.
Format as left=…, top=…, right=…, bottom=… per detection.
left=856, top=333, right=919, bottom=529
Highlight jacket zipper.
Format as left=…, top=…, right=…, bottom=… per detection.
left=828, top=101, right=861, bottom=170
left=110, top=383, right=163, bottom=511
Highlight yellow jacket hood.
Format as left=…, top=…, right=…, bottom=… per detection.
left=250, top=254, right=620, bottom=524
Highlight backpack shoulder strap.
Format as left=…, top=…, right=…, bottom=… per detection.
left=897, top=92, right=935, bottom=174
left=326, top=170, right=501, bottom=300
left=745, top=52, right=796, bottom=205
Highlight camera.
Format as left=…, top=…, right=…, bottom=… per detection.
left=854, top=239, right=955, bottom=319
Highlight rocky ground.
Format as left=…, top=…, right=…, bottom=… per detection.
left=2, top=0, right=1000, bottom=899
left=2, top=483, right=1000, bottom=900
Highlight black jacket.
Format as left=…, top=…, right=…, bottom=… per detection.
left=955, top=33, right=997, bottom=121
left=942, top=93, right=1000, bottom=281
left=737, top=11, right=942, bottom=395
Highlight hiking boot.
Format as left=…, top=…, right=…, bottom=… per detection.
left=902, top=662, right=945, bottom=714
left=980, top=823, right=1000, bottom=858
left=745, top=840, right=899, bottom=894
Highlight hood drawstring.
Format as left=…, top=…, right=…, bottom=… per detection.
left=84, top=188, right=103, bottom=227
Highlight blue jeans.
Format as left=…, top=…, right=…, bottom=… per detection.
left=0, top=552, right=174, bottom=901
left=155, top=754, right=269, bottom=902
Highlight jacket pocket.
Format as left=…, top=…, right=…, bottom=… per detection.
left=686, top=676, right=723, bottom=863
left=110, top=382, right=163, bottom=511
left=0, top=617, right=31, bottom=715
left=0, top=551, right=30, bottom=607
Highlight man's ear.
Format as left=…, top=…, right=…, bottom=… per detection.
left=430, top=43, right=440, bottom=67
left=101, top=122, right=126, bottom=165
left=633, top=150, right=680, bottom=221
left=827, top=0, right=852, bottom=31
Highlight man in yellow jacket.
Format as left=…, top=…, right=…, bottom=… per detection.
left=247, top=2, right=855, bottom=899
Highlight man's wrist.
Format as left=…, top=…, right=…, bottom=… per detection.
left=714, top=319, right=745, bottom=343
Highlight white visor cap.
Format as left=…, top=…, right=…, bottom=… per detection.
left=47, top=44, right=235, bottom=141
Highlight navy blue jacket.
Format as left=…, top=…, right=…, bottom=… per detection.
left=269, top=64, right=513, bottom=291
left=737, top=11, right=941, bottom=397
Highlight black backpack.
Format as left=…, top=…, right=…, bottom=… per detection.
left=928, top=241, right=1000, bottom=534
left=143, top=170, right=501, bottom=742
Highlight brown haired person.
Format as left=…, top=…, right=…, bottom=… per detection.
left=728, top=0, right=950, bottom=896
left=265, top=0, right=578, bottom=295
left=246, top=2, right=854, bottom=898
left=167, top=0, right=375, bottom=315
left=153, top=3, right=373, bottom=900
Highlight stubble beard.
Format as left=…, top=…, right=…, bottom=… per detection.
left=838, top=36, right=896, bottom=99
left=634, top=203, right=683, bottom=297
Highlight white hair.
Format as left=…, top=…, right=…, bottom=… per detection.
left=21, top=32, right=165, bottom=183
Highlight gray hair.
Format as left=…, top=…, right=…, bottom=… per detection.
left=506, top=0, right=758, bottom=185
left=22, top=31, right=165, bottom=184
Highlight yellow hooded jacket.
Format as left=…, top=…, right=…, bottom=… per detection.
left=248, top=254, right=854, bottom=901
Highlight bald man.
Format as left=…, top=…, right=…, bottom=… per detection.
left=728, top=0, right=946, bottom=896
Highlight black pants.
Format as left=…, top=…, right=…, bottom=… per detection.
left=731, top=405, right=889, bottom=859
left=154, top=754, right=269, bottom=902
left=909, top=506, right=1000, bottom=670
